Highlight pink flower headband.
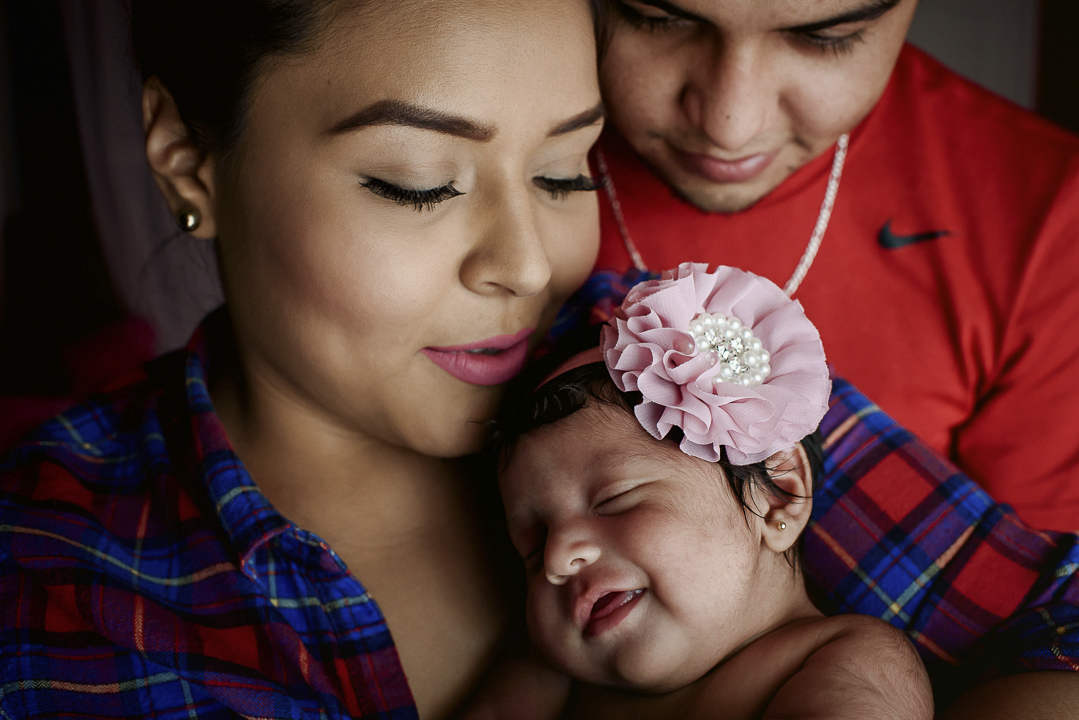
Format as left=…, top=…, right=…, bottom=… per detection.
left=600, top=263, right=830, bottom=465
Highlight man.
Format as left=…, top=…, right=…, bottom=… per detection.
left=591, top=3, right=1079, bottom=714
left=593, top=0, right=1079, bottom=533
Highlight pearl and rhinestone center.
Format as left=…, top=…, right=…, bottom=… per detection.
left=688, top=313, right=772, bottom=388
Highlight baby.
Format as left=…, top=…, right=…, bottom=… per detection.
left=467, top=264, right=933, bottom=720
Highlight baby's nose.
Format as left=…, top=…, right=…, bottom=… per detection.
left=544, top=539, right=600, bottom=586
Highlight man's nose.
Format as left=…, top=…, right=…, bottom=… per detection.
left=681, top=38, right=773, bottom=153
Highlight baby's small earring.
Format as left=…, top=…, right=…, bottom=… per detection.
left=778, top=521, right=787, bottom=531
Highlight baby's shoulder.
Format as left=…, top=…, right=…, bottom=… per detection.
left=731, top=614, right=917, bottom=680
left=687, top=615, right=928, bottom=719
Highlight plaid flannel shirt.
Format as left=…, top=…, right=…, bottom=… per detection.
left=0, top=314, right=417, bottom=719
left=0, top=299, right=1076, bottom=717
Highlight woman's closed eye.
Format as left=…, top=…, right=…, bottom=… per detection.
left=361, top=177, right=464, bottom=212
left=534, top=174, right=604, bottom=200
left=362, top=174, right=599, bottom=210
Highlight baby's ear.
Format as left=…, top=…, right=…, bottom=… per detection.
left=758, top=443, right=813, bottom=555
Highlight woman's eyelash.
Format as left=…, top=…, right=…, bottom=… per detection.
left=799, top=29, right=867, bottom=56
left=361, top=177, right=464, bottom=212
left=534, top=174, right=605, bottom=200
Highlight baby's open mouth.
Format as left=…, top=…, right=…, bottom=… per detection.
left=585, top=589, right=645, bottom=637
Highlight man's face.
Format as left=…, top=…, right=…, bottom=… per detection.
left=601, top=0, right=918, bottom=212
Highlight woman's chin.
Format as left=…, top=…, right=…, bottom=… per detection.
left=400, top=393, right=501, bottom=459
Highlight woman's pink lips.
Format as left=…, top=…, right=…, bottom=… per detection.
left=421, top=328, right=534, bottom=387
left=672, top=146, right=780, bottom=184
left=584, top=589, right=645, bottom=638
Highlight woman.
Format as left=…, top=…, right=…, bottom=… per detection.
left=2, top=0, right=602, bottom=716
left=0, top=0, right=1074, bottom=718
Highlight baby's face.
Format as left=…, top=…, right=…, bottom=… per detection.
left=499, top=402, right=777, bottom=691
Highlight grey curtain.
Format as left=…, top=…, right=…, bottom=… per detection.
left=59, top=0, right=223, bottom=352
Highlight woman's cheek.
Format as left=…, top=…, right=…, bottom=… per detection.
left=548, top=199, right=602, bottom=296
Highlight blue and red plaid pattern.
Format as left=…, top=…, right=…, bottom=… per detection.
left=0, top=312, right=417, bottom=719
left=811, top=375, right=1079, bottom=702
left=0, top=293, right=1076, bottom=716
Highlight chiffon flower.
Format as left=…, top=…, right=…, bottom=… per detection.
left=600, top=263, right=830, bottom=465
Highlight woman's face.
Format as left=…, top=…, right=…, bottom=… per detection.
left=213, top=0, right=603, bottom=457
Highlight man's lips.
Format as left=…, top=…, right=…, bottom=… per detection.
left=581, top=589, right=646, bottom=638
left=671, top=145, right=780, bottom=185
left=421, top=328, right=534, bottom=386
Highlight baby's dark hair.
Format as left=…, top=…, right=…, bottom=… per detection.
left=488, top=327, right=824, bottom=568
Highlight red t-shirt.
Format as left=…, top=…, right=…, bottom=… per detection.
left=595, top=45, right=1079, bottom=531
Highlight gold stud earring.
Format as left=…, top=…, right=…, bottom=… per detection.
left=177, top=208, right=202, bottom=232
left=778, top=522, right=787, bottom=531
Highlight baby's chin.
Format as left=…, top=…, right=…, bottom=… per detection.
left=610, top=654, right=715, bottom=695
left=546, top=632, right=720, bottom=694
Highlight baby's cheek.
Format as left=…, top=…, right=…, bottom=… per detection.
left=524, top=583, right=554, bottom=642
left=525, top=585, right=576, bottom=670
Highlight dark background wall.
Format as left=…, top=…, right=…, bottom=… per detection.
left=908, top=0, right=1039, bottom=108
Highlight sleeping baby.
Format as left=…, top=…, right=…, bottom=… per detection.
left=467, top=264, right=933, bottom=720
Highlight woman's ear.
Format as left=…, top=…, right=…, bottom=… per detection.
left=757, top=442, right=813, bottom=555
left=142, top=77, right=218, bottom=239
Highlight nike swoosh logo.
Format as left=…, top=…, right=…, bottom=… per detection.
left=878, top=220, right=952, bottom=249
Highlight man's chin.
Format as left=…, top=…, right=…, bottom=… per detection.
left=639, top=155, right=782, bottom=214
left=663, top=172, right=776, bottom=214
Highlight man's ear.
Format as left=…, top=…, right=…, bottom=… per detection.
left=757, top=442, right=813, bottom=555
left=142, top=77, right=218, bottom=239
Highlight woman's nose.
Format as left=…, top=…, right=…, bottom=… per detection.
left=544, top=533, right=601, bottom=586
left=681, top=39, right=772, bottom=153
left=459, top=182, right=552, bottom=298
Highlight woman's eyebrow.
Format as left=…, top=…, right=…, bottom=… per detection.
left=782, top=0, right=903, bottom=34
left=549, top=102, right=605, bottom=137
left=326, top=99, right=495, bottom=141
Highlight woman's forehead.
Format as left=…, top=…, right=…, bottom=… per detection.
left=247, top=0, right=600, bottom=138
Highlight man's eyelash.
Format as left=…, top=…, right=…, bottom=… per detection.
left=799, top=29, right=867, bottom=56
left=533, top=174, right=605, bottom=200
left=361, top=177, right=464, bottom=212
left=614, top=2, right=682, bottom=32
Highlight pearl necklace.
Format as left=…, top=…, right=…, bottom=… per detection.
left=596, top=133, right=850, bottom=298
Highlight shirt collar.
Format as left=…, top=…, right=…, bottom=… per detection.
left=182, top=309, right=292, bottom=579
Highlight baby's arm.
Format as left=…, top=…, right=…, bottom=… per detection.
left=458, top=646, right=571, bottom=720
left=565, top=615, right=932, bottom=720
left=759, top=615, right=933, bottom=720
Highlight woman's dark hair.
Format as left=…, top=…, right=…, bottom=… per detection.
left=131, top=0, right=608, bottom=160
left=488, top=326, right=824, bottom=568
left=131, top=0, right=342, bottom=158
